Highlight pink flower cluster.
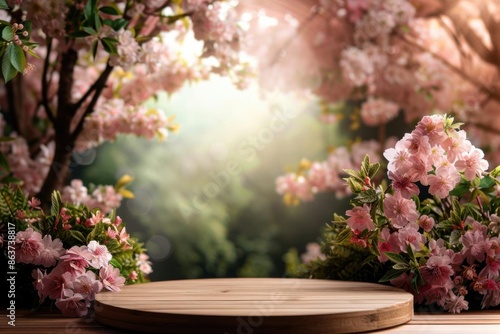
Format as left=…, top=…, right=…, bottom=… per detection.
left=360, top=97, right=400, bottom=127
left=0, top=130, right=53, bottom=195
left=15, top=228, right=124, bottom=316
left=340, top=114, right=499, bottom=312
left=61, top=179, right=123, bottom=214
left=384, top=114, right=488, bottom=199
left=275, top=140, right=382, bottom=204
left=75, top=99, right=172, bottom=152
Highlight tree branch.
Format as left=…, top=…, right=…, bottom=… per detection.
left=268, top=4, right=321, bottom=67
left=478, top=0, right=500, bottom=65
left=398, top=34, right=500, bottom=102
left=41, top=37, right=55, bottom=125
left=446, top=9, right=496, bottom=65
left=70, top=63, right=114, bottom=142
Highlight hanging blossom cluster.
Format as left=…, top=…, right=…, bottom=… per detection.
left=275, top=139, right=385, bottom=205
left=316, top=114, right=500, bottom=313
left=5, top=188, right=152, bottom=317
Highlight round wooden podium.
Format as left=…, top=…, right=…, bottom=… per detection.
left=94, top=278, right=413, bottom=333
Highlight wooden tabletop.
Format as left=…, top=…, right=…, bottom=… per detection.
left=2, top=309, right=500, bottom=334
left=1, top=278, right=499, bottom=334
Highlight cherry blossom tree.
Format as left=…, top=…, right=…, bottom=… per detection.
left=237, top=0, right=500, bottom=204
left=0, top=0, right=250, bottom=205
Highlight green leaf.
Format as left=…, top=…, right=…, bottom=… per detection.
left=69, top=230, right=86, bottom=244
left=335, top=227, right=353, bottom=244
left=490, top=165, right=500, bottom=178
left=2, top=49, right=18, bottom=82
left=384, top=252, right=407, bottom=265
left=379, top=268, right=407, bottom=282
left=109, top=257, right=122, bottom=270
left=8, top=43, right=25, bottom=73
left=347, top=178, right=364, bottom=193
left=107, top=208, right=117, bottom=223
left=111, top=18, right=128, bottom=31
left=367, top=162, right=380, bottom=179
left=479, top=175, right=495, bottom=189
left=0, top=0, right=8, bottom=10
left=101, top=37, right=118, bottom=54
left=393, top=263, right=409, bottom=270
left=355, top=188, right=378, bottom=204
left=449, top=230, right=461, bottom=246
left=0, top=152, right=9, bottom=172
left=2, top=25, right=13, bottom=41
left=99, top=6, right=119, bottom=15
left=50, top=191, right=62, bottom=217
left=0, top=175, right=21, bottom=184
left=449, top=179, right=469, bottom=197
left=69, top=31, right=92, bottom=38
left=84, top=0, right=97, bottom=20
left=82, top=26, right=97, bottom=35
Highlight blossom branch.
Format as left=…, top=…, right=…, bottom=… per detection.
left=398, top=34, right=500, bottom=102
left=446, top=9, right=496, bottom=65
left=70, top=63, right=114, bottom=143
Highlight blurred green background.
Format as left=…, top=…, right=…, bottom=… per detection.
left=77, top=76, right=351, bottom=281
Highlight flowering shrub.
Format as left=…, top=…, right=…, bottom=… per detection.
left=304, top=114, right=500, bottom=313
left=0, top=185, right=152, bottom=316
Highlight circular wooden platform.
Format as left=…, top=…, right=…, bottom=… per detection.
left=94, top=278, right=413, bottom=333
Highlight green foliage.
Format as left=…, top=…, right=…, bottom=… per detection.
left=0, top=185, right=26, bottom=219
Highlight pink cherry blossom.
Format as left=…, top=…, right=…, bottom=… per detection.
left=300, top=242, right=327, bottom=264
left=479, top=256, right=500, bottom=279
left=55, top=289, right=89, bottom=317
left=418, top=215, right=435, bottom=232
left=455, top=146, right=489, bottom=181
left=383, top=192, right=419, bottom=228
left=443, top=292, right=469, bottom=313
left=404, top=132, right=431, bottom=158
left=41, top=266, right=74, bottom=300
left=461, top=230, right=490, bottom=265
left=383, top=139, right=411, bottom=174
left=72, top=271, right=103, bottom=301
left=420, top=255, right=454, bottom=286
left=137, top=253, right=153, bottom=275
left=388, top=171, right=419, bottom=199
left=59, top=245, right=90, bottom=275
left=396, top=224, right=426, bottom=252
left=84, top=241, right=112, bottom=269
left=99, top=264, right=126, bottom=292
left=414, top=114, right=447, bottom=146
left=15, top=228, right=44, bottom=264
left=129, top=271, right=139, bottom=281
left=427, top=166, right=461, bottom=199
left=441, top=130, right=471, bottom=163
left=32, top=235, right=65, bottom=267
left=377, top=228, right=399, bottom=262
left=346, top=204, right=375, bottom=232
left=32, top=268, right=47, bottom=302
left=422, top=282, right=452, bottom=307
left=360, top=97, right=400, bottom=127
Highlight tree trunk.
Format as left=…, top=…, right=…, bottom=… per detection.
left=37, top=49, right=78, bottom=206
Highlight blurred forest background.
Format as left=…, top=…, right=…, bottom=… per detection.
left=76, top=76, right=350, bottom=280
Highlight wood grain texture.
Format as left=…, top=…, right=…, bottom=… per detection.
left=93, top=278, right=413, bottom=333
